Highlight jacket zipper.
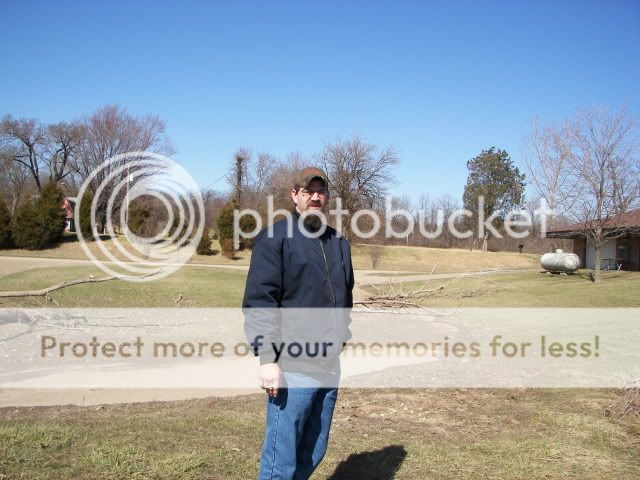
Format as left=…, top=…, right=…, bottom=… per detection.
left=319, top=240, right=336, bottom=306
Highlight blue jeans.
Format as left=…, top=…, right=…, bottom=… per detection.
left=258, top=372, right=339, bottom=480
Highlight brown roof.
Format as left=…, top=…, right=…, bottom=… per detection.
left=548, top=208, right=640, bottom=235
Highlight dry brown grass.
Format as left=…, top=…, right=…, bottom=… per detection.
left=1, top=389, right=638, bottom=479
left=352, top=244, right=539, bottom=273
left=0, top=236, right=539, bottom=273
left=0, top=234, right=252, bottom=265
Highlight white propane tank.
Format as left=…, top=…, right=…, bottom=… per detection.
left=540, top=249, right=580, bottom=273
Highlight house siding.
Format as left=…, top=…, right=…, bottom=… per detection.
left=616, top=236, right=640, bottom=271
left=572, top=238, right=585, bottom=268
left=571, top=235, right=640, bottom=271
left=585, top=239, right=617, bottom=270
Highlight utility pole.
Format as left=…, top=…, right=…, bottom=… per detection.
left=125, top=165, right=129, bottom=232
left=125, top=165, right=133, bottom=233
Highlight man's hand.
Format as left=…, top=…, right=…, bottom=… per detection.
left=259, top=363, right=282, bottom=397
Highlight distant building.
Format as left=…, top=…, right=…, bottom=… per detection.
left=547, top=208, right=640, bottom=271
left=62, top=197, right=77, bottom=232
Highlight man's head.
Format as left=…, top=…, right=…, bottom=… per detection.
left=291, top=167, right=329, bottom=215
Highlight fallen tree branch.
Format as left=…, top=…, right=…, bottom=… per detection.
left=0, top=275, right=117, bottom=298
left=355, top=299, right=426, bottom=309
left=607, top=381, right=640, bottom=418
left=360, top=268, right=512, bottom=307
left=44, top=294, right=61, bottom=306
left=0, top=269, right=162, bottom=298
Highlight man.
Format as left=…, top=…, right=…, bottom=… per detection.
left=242, top=167, right=354, bottom=480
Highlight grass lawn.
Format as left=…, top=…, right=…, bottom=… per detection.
left=0, top=234, right=541, bottom=272
left=364, top=270, right=640, bottom=308
left=1, top=389, right=638, bottom=479
left=366, top=271, right=424, bottom=277
left=0, top=266, right=247, bottom=308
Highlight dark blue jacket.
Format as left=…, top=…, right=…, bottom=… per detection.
left=242, top=213, right=354, bottom=368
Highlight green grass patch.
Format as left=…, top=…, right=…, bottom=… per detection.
left=2, top=267, right=638, bottom=309
left=364, top=270, right=640, bottom=307
left=0, top=266, right=247, bottom=308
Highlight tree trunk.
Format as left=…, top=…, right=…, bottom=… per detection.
left=481, top=231, right=489, bottom=251
left=593, top=243, right=602, bottom=283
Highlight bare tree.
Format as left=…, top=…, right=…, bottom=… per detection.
left=567, top=107, right=639, bottom=282
left=0, top=115, right=47, bottom=190
left=253, top=152, right=279, bottom=194
left=74, top=104, right=174, bottom=183
left=1, top=116, right=84, bottom=192
left=0, top=152, right=31, bottom=213
left=245, top=151, right=280, bottom=213
left=527, top=106, right=640, bottom=283
left=46, top=121, right=85, bottom=184
left=202, top=188, right=228, bottom=235
left=413, top=193, right=432, bottom=247
left=437, top=194, right=461, bottom=248
left=320, top=136, right=399, bottom=238
left=415, top=193, right=432, bottom=217
left=267, top=152, right=308, bottom=212
left=230, top=147, right=250, bottom=208
left=522, top=118, right=578, bottom=221
left=73, top=105, right=175, bottom=232
left=389, top=195, right=412, bottom=245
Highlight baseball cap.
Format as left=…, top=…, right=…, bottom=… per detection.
left=294, top=167, right=329, bottom=189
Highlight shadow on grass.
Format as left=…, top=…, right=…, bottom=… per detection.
left=328, top=444, right=407, bottom=480
left=59, top=233, right=115, bottom=243
left=59, top=233, right=80, bottom=243
left=539, top=269, right=626, bottom=282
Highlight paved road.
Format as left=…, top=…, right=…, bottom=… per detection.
left=0, top=255, right=250, bottom=276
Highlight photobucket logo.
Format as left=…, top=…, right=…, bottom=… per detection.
left=233, top=196, right=553, bottom=245
left=75, top=152, right=205, bottom=282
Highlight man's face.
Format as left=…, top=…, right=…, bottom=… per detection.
left=292, top=179, right=328, bottom=214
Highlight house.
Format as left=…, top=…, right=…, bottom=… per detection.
left=547, top=208, right=640, bottom=271
left=62, top=197, right=77, bottom=232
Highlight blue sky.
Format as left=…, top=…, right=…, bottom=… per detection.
left=2, top=0, right=639, bottom=202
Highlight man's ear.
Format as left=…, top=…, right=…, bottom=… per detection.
left=291, top=189, right=298, bottom=204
